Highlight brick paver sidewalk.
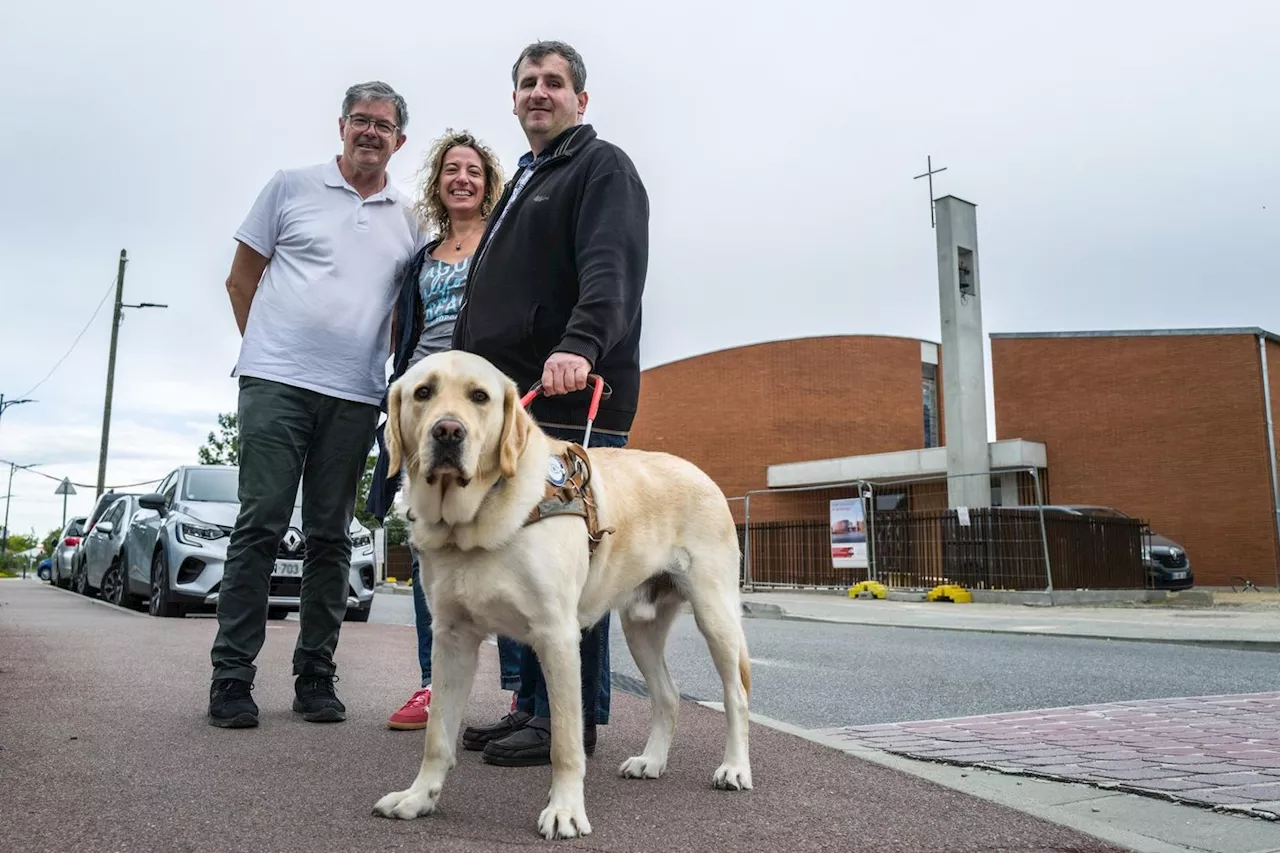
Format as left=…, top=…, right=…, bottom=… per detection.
left=839, top=692, right=1280, bottom=821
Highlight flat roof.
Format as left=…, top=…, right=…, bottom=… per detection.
left=642, top=332, right=942, bottom=372
left=990, top=326, right=1280, bottom=345
left=766, top=439, right=1047, bottom=489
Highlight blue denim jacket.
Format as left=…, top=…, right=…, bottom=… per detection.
left=366, top=237, right=441, bottom=523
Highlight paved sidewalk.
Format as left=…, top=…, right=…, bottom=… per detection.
left=839, top=694, right=1280, bottom=821
left=741, top=591, right=1280, bottom=649
left=0, top=580, right=1125, bottom=852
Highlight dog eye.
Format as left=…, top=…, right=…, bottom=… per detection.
left=414, top=385, right=433, bottom=401
left=470, top=389, right=490, bottom=404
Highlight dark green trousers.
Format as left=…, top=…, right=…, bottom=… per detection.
left=210, top=376, right=378, bottom=683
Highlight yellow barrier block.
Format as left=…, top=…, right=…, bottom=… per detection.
left=926, top=584, right=973, bottom=603
left=848, top=581, right=888, bottom=600
left=385, top=577, right=398, bottom=584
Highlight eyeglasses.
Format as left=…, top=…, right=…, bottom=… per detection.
left=345, top=115, right=399, bottom=137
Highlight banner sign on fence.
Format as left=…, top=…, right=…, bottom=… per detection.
left=829, top=498, right=868, bottom=569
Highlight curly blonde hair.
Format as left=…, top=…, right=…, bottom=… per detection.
left=411, top=129, right=505, bottom=238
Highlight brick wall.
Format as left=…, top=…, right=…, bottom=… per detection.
left=991, top=333, right=1279, bottom=587
left=628, top=335, right=935, bottom=501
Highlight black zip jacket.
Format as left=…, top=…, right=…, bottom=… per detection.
left=451, top=124, right=649, bottom=436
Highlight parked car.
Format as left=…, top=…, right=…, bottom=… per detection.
left=121, top=465, right=376, bottom=620
left=49, top=515, right=87, bottom=588
left=77, top=493, right=145, bottom=603
left=1044, top=504, right=1193, bottom=590
left=37, top=558, right=52, bottom=581
left=68, top=491, right=132, bottom=594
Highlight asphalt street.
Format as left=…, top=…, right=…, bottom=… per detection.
left=370, top=593, right=1280, bottom=730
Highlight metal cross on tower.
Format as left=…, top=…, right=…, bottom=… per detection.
left=913, top=155, right=948, bottom=228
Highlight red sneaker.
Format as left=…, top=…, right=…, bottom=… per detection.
left=388, top=687, right=432, bottom=730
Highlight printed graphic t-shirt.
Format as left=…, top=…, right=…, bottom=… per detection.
left=409, top=253, right=472, bottom=368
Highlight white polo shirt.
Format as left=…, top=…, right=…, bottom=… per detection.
left=232, top=157, right=421, bottom=406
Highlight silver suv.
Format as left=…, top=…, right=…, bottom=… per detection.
left=123, top=465, right=376, bottom=620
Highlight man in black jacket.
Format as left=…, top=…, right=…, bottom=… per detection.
left=452, top=39, right=649, bottom=767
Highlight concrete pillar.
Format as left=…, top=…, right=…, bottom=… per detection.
left=935, top=196, right=991, bottom=509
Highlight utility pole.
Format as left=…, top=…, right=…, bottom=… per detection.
left=96, top=250, right=128, bottom=499
left=94, top=249, right=167, bottom=498
left=2, top=461, right=39, bottom=558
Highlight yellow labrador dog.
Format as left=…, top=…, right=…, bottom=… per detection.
left=372, top=350, right=753, bottom=840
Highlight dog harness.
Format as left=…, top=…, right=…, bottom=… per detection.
left=524, top=444, right=615, bottom=554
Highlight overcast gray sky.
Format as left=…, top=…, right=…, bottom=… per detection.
left=2, top=0, right=1276, bottom=539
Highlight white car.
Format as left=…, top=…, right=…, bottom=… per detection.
left=120, top=464, right=376, bottom=620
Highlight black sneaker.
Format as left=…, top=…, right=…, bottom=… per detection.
left=292, top=673, right=346, bottom=723
left=481, top=717, right=597, bottom=767
left=462, top=710, right=531, bottom=751
left=209, top=678, right=258, bottom=728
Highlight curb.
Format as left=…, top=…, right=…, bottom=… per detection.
left=739, top=599, right=1280, bottom=653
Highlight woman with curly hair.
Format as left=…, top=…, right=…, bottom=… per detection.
left=365, top=129, right=507, bottom=730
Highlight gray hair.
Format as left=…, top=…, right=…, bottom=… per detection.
left=342, top=81, right=408, bottom=131
left=511, top=40, right=587, bottom=93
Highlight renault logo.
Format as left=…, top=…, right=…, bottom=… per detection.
left=282, top=529, right=303, bottom=554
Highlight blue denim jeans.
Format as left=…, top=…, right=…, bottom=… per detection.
left=411, top=546, right=522, bottom=691
left=512, top=427, right=627, bottom=725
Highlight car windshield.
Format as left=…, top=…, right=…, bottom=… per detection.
left=182, top=468, right=303, bottom=506
left=66, top=519, right=85, bottom=536
left=1074, top=506, right=1128, bottom=519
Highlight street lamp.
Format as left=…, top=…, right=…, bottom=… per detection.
left=1, top=461, right=41, bottom=558
left=0, top=395, right=35, bottom=441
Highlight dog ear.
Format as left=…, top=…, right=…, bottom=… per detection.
left=385, top=380, right=404, bottom=478
left=499, top=380, right=531, bottom=480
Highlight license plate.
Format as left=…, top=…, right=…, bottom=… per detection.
left=273, top=560, right=303, bottom=577
left=1170, top=571, right=1187, bottom=580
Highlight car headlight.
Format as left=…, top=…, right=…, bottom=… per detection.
left=177, top=521, right=228, bottom=545
left=352, top=532, right=372, bottom=550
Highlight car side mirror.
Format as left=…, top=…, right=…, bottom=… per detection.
left=138, top=493, right=168, bottom=517
left=96, top=521, right=115, bottom=536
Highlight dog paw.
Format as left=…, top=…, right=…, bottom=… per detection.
left=372, top=785, right=441, bottom=820
left=712, top=762, right=753, bottom=791
left=619, top=754, right=666, bottom=780
left=537, top=798, right=592, bottom=840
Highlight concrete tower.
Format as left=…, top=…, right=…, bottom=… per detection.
left=935, top=195, right=991, bottom=509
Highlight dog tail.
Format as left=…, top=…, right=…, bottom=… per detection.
left=738, top=628, right=752, bottom=697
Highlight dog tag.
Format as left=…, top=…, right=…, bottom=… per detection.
left=547, top=455, right=568, bottom=487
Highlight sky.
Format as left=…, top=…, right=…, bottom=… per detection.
left=1, top=0, right=1277, bottom=541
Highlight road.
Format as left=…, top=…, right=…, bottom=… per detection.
left=370, top=592, right=1280, bottom=730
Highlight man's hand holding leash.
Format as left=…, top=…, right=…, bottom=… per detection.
left=542, top=351, right=592, bottom=396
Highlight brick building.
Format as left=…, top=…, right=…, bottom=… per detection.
left=628, top=334, right=945, bottom=501
left=991, top=327, right=1280, bottom=589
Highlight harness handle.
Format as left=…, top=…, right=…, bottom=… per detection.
left=520, top=373, right=610, bottom=447
left=520, top=373, right=610, bottom=413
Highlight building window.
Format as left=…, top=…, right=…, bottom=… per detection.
left=922, top=362, right=939, bottom=448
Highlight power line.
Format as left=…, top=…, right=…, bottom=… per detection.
left=0, top=458, right=163, bottom=491
left=18, top=275, right=119, bottom=399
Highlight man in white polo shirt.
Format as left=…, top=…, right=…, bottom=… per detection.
left=209, top=81, right=420, bottom=729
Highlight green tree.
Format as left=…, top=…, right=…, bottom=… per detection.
left=383, top=506, right=409, bottom=546
left=198, top=412, right=240, bottom=465
left=41, top=526, right=62, bottom=556
left=354, top=453, right=380, bottom=531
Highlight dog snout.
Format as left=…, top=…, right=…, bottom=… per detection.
left=431, top=418, right=467, bottom=446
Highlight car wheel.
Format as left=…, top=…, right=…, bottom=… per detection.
left=106, top=560, right=129, bottom=607
left=54, top=562, right=71, bottom=589
left=149, top=550, right=182, bottom=618
left=267, top=607, right=290, bottom=620
left=344, top=605, right=371, bottom=623
left=73, top=563, right=92, bottom=596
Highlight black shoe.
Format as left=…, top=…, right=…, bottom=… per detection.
left=462, top=710, right=531, bottom=751
left=481, top=717, right=597, bottom=767
left=209, top=678, right=258, bottom=728
left=292, top=672, right=346, bottom=723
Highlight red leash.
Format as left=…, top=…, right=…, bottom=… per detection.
left=521, top=373, right=609, bottom=446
